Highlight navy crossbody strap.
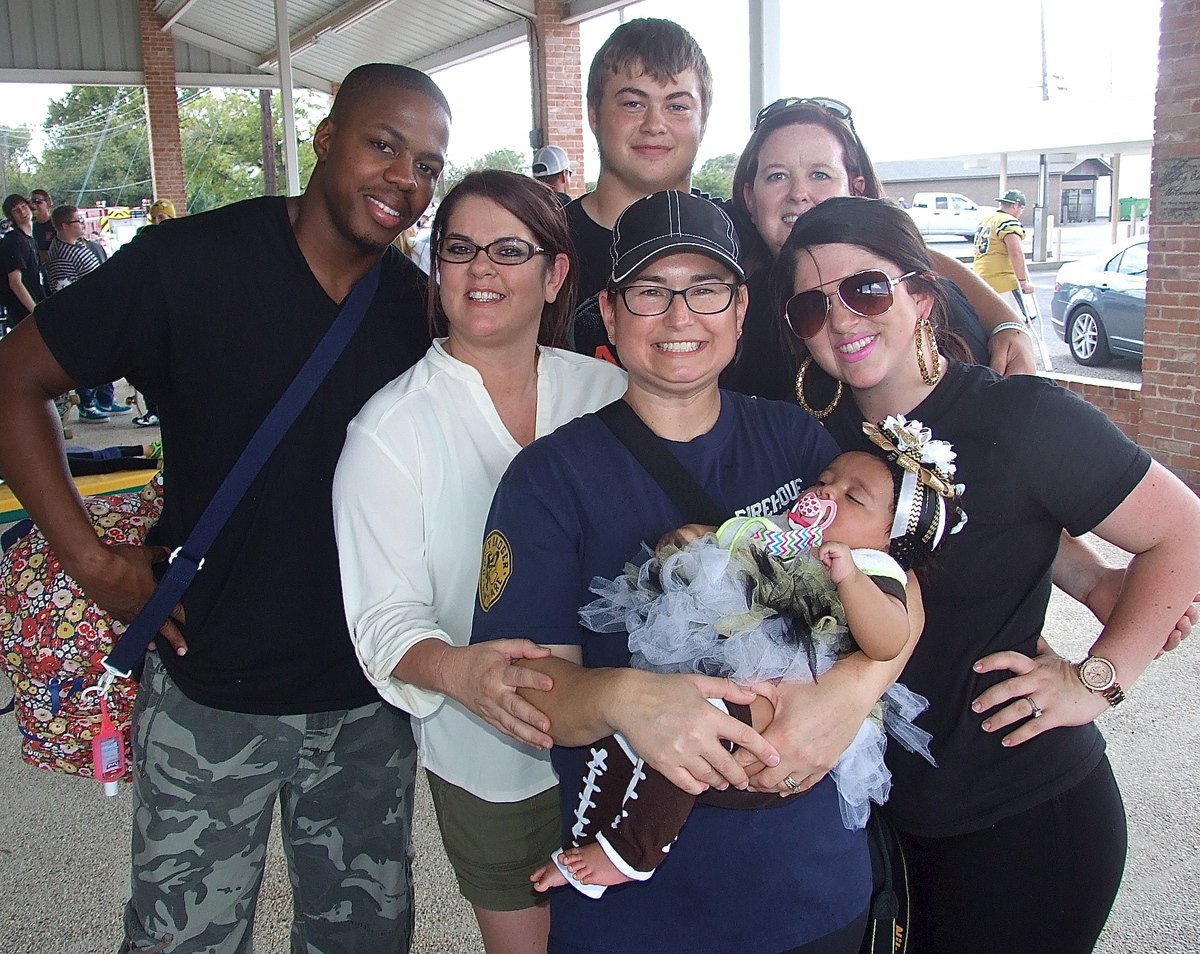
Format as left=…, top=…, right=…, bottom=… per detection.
left=596, top=399, right=726, bottom=527
left=103, top=262, right=383, bottom=678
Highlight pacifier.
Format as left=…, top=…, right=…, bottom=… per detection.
left=787, top=492, right=837, bottom=532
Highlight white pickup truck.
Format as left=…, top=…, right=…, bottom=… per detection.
left=905, top=192, right=992, bottom=240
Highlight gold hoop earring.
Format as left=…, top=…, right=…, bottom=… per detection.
left=795, top=356, right=843, bottom=420
left=915, top=318, right=942, bottom=386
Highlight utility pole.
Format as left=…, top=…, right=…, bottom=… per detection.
left=1033, top=0, right=1050, bottom=262
left=260, top=89, right=278, bottom=196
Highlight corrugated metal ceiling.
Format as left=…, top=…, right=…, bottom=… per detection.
left=1, top=0, right=554, bottom=92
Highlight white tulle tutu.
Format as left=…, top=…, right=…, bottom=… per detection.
left=579, top=535, right=936, bottom=830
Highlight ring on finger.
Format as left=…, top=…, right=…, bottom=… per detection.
left=1026, top=695, right=1043, bottom=719
left=782, top=773, right=800, bottom=792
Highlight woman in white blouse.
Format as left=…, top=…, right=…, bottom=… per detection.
left=333, top=170, right=626, bottom=954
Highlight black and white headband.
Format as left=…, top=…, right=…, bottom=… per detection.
left=863, top=415, right=966, bottom=554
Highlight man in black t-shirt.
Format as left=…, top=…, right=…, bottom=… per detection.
left=0, top=66, right=451, bottom=954
left=0, top=193, right=45, bottom=329
left=30, top=189, right=56, bottom=264
left=565, top=19, right=713, bottom=364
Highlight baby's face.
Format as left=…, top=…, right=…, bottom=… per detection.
left=801, top=452, right=894, bottom=551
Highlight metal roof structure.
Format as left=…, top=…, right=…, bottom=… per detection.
left=0, top=0, right=627, bottom=93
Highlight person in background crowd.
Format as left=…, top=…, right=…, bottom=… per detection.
left=531, top=145, right=573, bottom=207
left=30, top=189, right=56, bottom=264
left=0, top=194, right=45, bottom=330
left=973, top=189, right=1033, bottom=317
left=47, top=204, right=131, bottom=421
left=148, top=198, right=177, bottom=225
left=129, top=198, right=179, bottom=427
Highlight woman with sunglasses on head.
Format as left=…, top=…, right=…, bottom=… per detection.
left=721, top=97, right=1036, bottom=402
left=773, top=195, right=1200, bottom=953
left=333, top=170, right=627, bottom=954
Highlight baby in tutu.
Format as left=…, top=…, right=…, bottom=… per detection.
left=533, top=416, right=965, bottom=899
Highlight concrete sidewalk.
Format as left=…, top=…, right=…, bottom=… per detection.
left=1, top=414, right=1196, bottom=951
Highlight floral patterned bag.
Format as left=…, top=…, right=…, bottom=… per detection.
left=0, top=474, right=164, bottom=778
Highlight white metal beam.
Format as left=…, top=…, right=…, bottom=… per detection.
left=258, top=0, right=394, bottom=69
left=410, top=21, right=528, bottom=73
left=274, top=0, right=302, bottom=195
left=171, top=24, right=335, bottom=92
left=162, top=0, right=205, bottom=32
left=747, top=0, right=780, bottom=122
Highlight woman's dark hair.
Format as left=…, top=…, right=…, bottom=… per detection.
left=731, top=103, right=884, bottom=276
left=426, top=170, right=576, bottom=347
left=771, top=196, right=971, bottom=363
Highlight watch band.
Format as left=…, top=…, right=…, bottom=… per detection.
left=1101, top=683, right=1126, bottom=708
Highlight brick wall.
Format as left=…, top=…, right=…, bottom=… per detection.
left=137, top=0, right=187, bottom=213
left=534, top=0, right=584, bottom=197
left=1140, top=0, right=1200, bottom=487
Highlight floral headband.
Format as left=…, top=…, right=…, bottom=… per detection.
left=863, top=415, right=967, bottom=557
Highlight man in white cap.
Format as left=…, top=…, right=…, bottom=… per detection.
left=532, top=144, right=572, bottom=207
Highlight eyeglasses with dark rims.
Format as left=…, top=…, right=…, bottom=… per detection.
left=617, top=282, right=742, bottom=318
left=784, top=269, right=917, bottom=340
left=436, top=237, right=551, bottom=266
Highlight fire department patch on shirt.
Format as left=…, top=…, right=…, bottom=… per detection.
left=478, top=529, right=513, bottom=612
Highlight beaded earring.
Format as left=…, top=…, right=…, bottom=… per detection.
left=794, top=356, right=843, bottom=420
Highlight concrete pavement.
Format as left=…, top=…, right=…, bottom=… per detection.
left=2, top=411, right=1197, bottom=953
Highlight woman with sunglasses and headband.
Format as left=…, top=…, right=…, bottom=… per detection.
left=333, top=170, right=626, bottom=954
left=774, top=196, right=1200, bottom=953
left=721, top=97, right=1036, bottom=403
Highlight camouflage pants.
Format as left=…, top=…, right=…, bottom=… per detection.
left=119, top=652, right=417, bottom=954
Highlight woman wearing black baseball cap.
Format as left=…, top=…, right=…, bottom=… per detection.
left=470, top=190, right=913, bottom=953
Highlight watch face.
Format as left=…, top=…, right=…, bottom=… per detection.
left=1079, top=656, right=1117, bottom=691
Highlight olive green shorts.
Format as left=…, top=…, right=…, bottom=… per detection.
left=426, top=771, right=561, bottom=911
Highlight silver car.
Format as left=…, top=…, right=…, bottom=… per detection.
left=1050, top=237, right=1147, bottom=366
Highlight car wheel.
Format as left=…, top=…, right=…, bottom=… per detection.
left=1068, top=306, right=1111, bottom=367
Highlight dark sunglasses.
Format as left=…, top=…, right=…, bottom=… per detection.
left=784, top=269, right=917, bottom=340
left=755, top=97, right=856, bottom=135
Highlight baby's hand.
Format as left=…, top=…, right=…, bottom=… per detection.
left=656, top=523, right=715, bottom=559
left=818, top=542, right=856, bottom=584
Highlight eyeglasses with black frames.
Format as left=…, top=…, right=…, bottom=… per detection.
left=436, top=237, right=550, bottom=267
left=618, top=282, right=742, bottom=317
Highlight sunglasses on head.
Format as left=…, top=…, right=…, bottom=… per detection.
left=784, top=269, right=918, bottom=340
left=755, top=97, right=856, bottom=134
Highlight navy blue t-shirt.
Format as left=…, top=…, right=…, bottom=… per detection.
left=473, top=392, right=868, bottom=954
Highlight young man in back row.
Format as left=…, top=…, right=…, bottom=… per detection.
left=566, top=18, right=711, bottom=364
left=0, top=64, right=456, bottom=953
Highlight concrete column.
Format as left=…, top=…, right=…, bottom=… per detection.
left=1140, top=0, right=1200, bottom=487
left=532, top=0, right=584, bottom=197
left=748, top=0, right=781, bottom=121
left=137, top=0, right=187, bottom=212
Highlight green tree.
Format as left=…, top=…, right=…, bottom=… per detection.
left=181, top=88, right=327, bottom=212
left=36, top=87, right=153, bottom=207
left=0, top=125, right=36, bottom=200
left=443, top=147, right=529, bottom=192
left=691, top=153, right=738, bottom=200
left=31, top=85, right=329, bottom=215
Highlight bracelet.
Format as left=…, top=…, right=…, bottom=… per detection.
left=990, top=321, right=1029, bottom=337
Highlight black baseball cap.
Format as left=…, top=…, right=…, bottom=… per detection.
left=610, top=190, right=745, bottom=285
